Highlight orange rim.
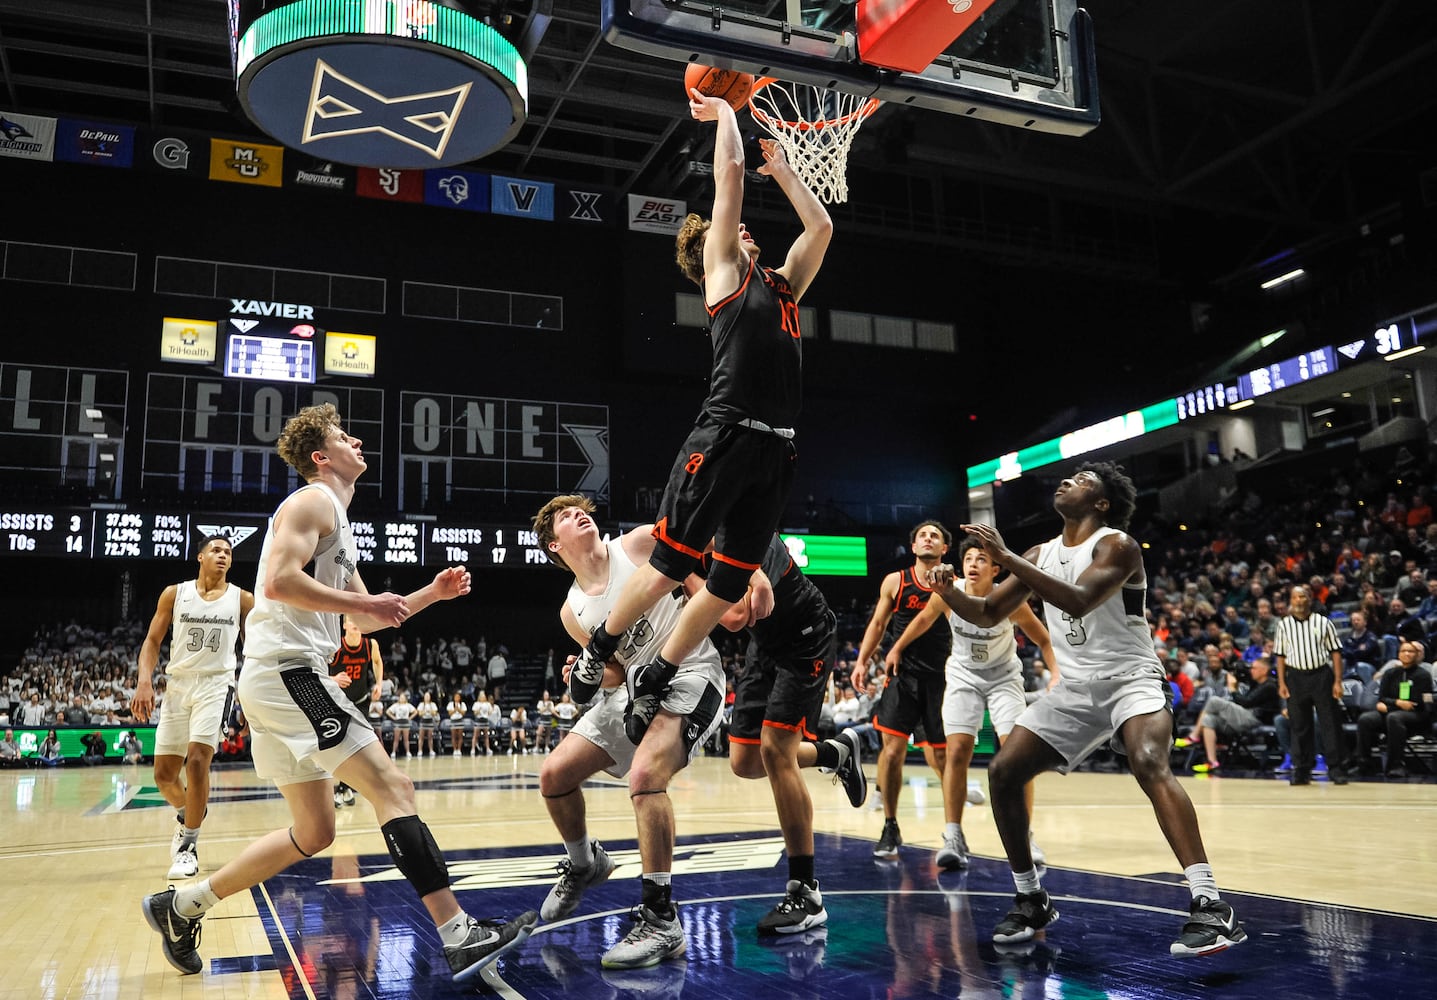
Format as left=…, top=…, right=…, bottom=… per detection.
left=747, top=77, right=880, bottom=131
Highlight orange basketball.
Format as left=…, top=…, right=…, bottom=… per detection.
left=684, top=63, right=755, bottom=112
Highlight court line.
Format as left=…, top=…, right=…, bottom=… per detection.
left=256, top=881, right=319, bottom=1000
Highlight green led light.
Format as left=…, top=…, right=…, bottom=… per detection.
left=781, top=534, right=868, bottom=577
left=236, top=0, right=527, bottom=101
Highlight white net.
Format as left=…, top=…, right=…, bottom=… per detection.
left=747, top=79, right=880, bottom=204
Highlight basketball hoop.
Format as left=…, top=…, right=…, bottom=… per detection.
left=747, top=77, right=880, bottom=204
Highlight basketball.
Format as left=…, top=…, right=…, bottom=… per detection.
left=684, top=63, right=755, bottom=112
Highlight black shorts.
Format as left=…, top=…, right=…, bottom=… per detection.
left=651, top=419, right=797, bottom=603
left=875, top=669, right=946, bottom=748
left=730, top=619, right=838, bottom=744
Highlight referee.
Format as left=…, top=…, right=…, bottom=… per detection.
left=1273, top=584, right=1349, bottom=786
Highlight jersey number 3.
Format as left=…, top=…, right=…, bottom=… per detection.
left=1060, top=613, right=1088, bottom=646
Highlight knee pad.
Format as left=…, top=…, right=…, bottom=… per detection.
left=380, top=815, right=450, bottom=897
left=704, top=558, right=753, bottom=604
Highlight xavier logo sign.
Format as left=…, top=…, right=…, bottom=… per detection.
left=302, top=60, right=471, bottom=161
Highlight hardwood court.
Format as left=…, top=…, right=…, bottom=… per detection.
left=1, top=754, right=1433, bottom=1000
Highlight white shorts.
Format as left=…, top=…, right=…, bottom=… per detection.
left=942, top=660, right=1026, bottom=739
left=573, top=688, right=636, bottom=778
left=154, top=672, right=234, bottom=756
left=1015, top=664, right=1168, bottom=773
left=239, top=657, right=378, bottom=785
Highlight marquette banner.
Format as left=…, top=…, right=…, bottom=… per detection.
left=0, top=110, right=58, bottom=162
left=208, top=137, right=284, bottom=187
left=55, top=119, right=136, bottom=168
left=491, top=175, right=553, bottom=220
left=160, top=318, right=219, bottom=365
left=627, top=194, right=686, bottom=234
left=324, top=332, right=377, bottom=378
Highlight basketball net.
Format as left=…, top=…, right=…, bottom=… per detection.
left=747, top=78, right=880, bottom=204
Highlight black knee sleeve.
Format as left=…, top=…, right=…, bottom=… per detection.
left=705, top=558, right=755, bottom=604
left=381, top=815, right=450, bottom=897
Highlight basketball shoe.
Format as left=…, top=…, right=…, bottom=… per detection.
left=624, top=659, right=673, bottom=745
left=1170, top=897, right=1246, bottom=957
left=935, top=827, right=969, bottom=870
left=757, top=880, right=827, bottom=935
left=167, top=844, right=199, bottom=879
left=824, top=729, right=867, bottom=807
left=873, top=818, right=902, bottom=858
left=601, top=905, right=687, bottom=969
left=446, top=911, right=539, bottom=984
left=541, top=841, right=616, bottom=920
left=992, top=889, right=1059, bottom=944
left=142, top=888, right=203, bottom=975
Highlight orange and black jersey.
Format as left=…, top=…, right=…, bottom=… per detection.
left=701, top=535, right=832, bottom=660
left=329, top=637, right=375, bottom=708
left=701, top=258, right=802, bottom=428
left=885, top=567, right=951, bottom=675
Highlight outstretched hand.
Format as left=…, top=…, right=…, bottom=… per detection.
left=960, top=522, right=1011, bottom=565
left=755, top=138, right=789, bottom=177
left=689, top=88, right=730, bottom=122
left=432, top=565, right=472, bottom=601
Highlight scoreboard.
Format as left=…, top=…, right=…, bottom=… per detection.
left=0, top=507, right=552, bottom=569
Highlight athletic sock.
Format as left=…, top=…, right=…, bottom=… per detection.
left=813, top=739, right=843, bottom=772
left=945, top=821, right=961, bottom=840
left=564, top=836, right=595, bottom=868
left=642, top=874, right=674, bottom=919
left=437, top=910, right=473, bottom=948
left=788, top=854, right=816, bottom=888
left=180, top=825, right=201, bottom=850
left=1185, top=863, right=1219, bottom=902
left=1012, top=867, right=1042, bottom=895
left=172, top=879, right=220, bottom=918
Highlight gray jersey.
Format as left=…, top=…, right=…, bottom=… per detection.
left=167, top=580, right=242, bottom=679
left=244, top=483, right=356, bottom=668
left=945, top=580, right=1020, bottom=680
left=1035, top=526, right=1160, bottom=683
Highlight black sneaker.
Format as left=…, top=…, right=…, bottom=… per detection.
left=873, top=819, right=901, bottom=858
left=446, top=910, right=539, bottom=984
left=992, top=890, right=1059, bottom=944
left=1290, top=769, right=1312, bottom=786
left=1170, top=896, right=1246, bottom=956
left=142, top=888, right=203, bottom=975
left=828, top=729, right=868, bottom=807
left=757, top=880, right=828, bottom=936
left=624, top=659, right=671, bottom=745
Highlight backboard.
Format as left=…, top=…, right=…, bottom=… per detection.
left=601, top=0, right=1098, bottom=136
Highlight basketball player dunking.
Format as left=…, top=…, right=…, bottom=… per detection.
left=132, top=535, right=254, bottom=881
left=567, top=86, right=833, bottom=746
left=929, top=462, right=1245, bottom=957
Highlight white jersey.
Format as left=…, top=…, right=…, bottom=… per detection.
left=1035, top=526, right=1161, bottom=683
left=167, top=580, right=242, bottom=679
left=945, top=580, right=1020, bottom=679
left=244, top=483, right=357, bottom=668
left=567, top=536, right=691, bottom=669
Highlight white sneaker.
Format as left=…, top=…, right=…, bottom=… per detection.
left=334, top=788, right=345, bottom=808
left=341, top=786, right=356, bottom=807
left=167, top=844, right=199, bottom=879
left=601, top=905, right=686, bottom=969
left=453, top=749, right=461, bottom=757
left=966, top=782, right=986, bottom=806
left=169, top=820, right=186, bottom=861
left=935, top=828, right=970, bottom=870
left=541, top=842, right=616, bottom=920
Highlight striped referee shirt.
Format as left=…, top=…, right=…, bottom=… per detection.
left=1272, top=612, right=1340, bottom=670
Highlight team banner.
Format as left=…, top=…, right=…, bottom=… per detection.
left=556, top=184, right=614, bottom=226
left=324, top=332, right=377, bottom=378
left=208, top=137, right=285, bottom=187
left=55, top=119, right=136, bottom=168
left=424, top=168, right=490, bottom=212
left=137, top=128, right=211, bottom=177
left=357, top=166, right=424, bottom=203
left=0, top=111, right=58, bottom=162
left=626, top=193, right=686, bottom=234
left=160, top=318, right=219, bottom=365
left=490, top=175, right=554, bottom=221
left=287, top=153, right=356, bottom=195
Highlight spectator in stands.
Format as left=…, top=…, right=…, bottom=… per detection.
left=1, top=729, right=21, bottom=766
left=446, top=692, right=470, bottom=757
left=19, top=693, right=47, bottom=728
left=1221, top=605, right=1249, bottom=642
left=488, top=646, right=509, bottom=704
left=1407, top=493, right=1433, bottom=530
left=122, top=731, right=145, bottom=764
left=470, top=693, right=496, bottom=755
left=415, top=691, right=441, bottom=757
left=1252, top=598, right=1278, bottom=639
left=38, top=729, right=62, bottom=766
left=1165, top=655, right=1195, bottom=711
left=452, top=637, right=472, bottom=674
left=534, top=691, right=556, bottom=754
left=217, top=725, right=247, bottom=762
left=1359, top=552, right=1392, bottom=592
left=1385, top=597, right=1424, bottom=644
left=1396, top=569, right=1428, bottom=609
left=1348, top=639, right=1434, bottom=778
left=508, top=704, right=528, bottom=755
left=81, top=731, right=108, bottom=765
left=60, top=695, right=89, bottom=727
left=386, top=691, right=415, bottom=757
left=1177, top=657, right=1280, bottom=772
left=1341, top=610, right=1383, bottom=683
